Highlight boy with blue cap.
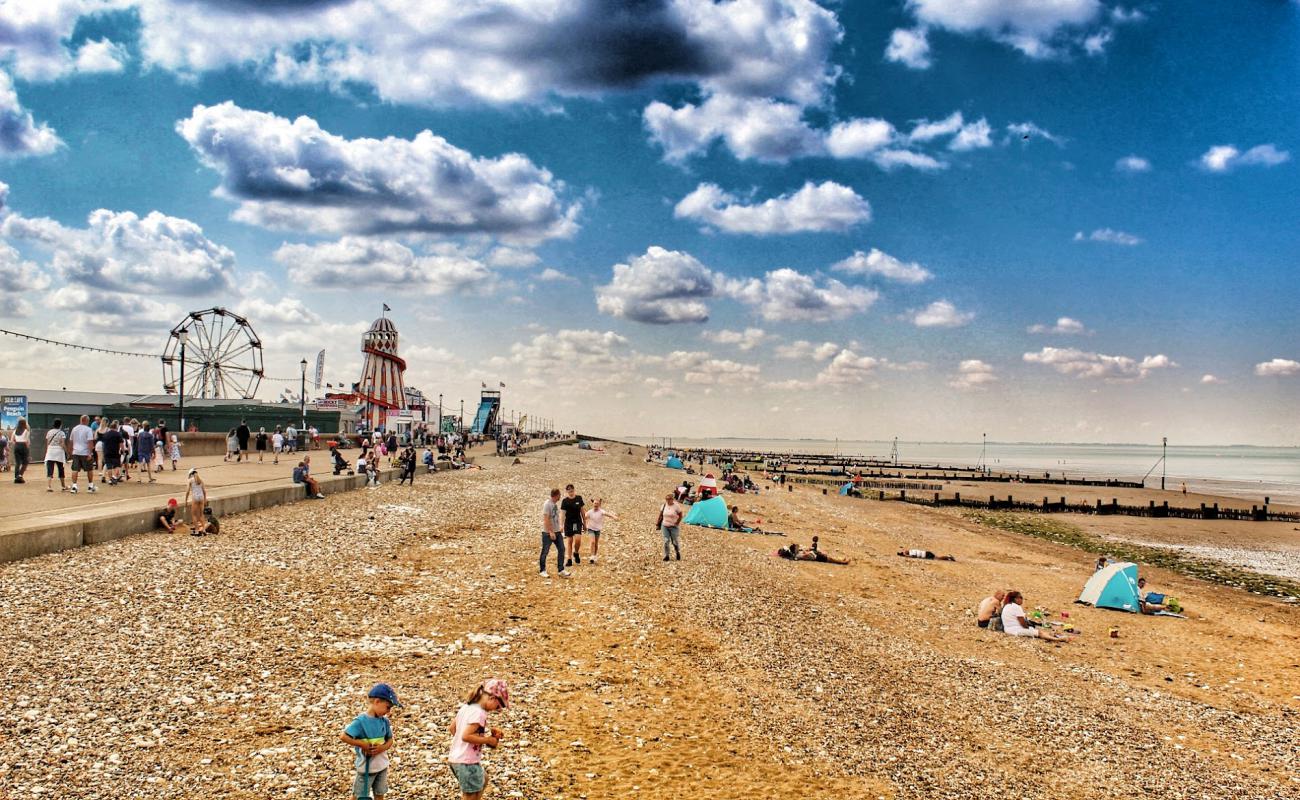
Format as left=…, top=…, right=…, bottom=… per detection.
left=341, top=683, right=401, bottom=799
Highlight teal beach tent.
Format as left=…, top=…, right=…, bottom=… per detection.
left=683, top=496, right=729, bottom=528
left=1077, top=562, right=1141, bottom=612
left=839, top=482, right=853, bottom=495
left=665, top=455, right=684, bottom=469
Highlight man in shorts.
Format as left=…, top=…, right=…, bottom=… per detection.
left=560, top=483, right=586, bottom=567
left=68, top=415, right=97, bottom=494
left=100, top=420, right=125, bottom=485
left=136, top=423, right=158, bottom=483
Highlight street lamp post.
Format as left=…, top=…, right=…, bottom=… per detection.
left=300, top=358, right=308, bottom=434
left=459, top=399, right=464, bottom=435
left=178, top=330, right=188, bottom=432
left=438, top=393, right=443, bottom=437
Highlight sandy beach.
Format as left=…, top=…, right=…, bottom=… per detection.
left=1, top=442, right=1296, bottom=799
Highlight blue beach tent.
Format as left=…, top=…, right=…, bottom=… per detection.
left=1077, top=561, right=1141, bottom=612
left=839, top=482, right=853, bottom=495
left=665, top=455, right=684, bottom=469
left=683, top=496, right=729, bottom=528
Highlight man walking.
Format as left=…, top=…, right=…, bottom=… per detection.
left=136, top=423, right=158, bottom=483
left=236, top=419, right=251, bottom=463
left=68, top=415, right=97, bottom=494
left=560, top=483, right=586, bottom=567
left=539, top=488, right=570, bottom=578
left=286, top=423, right=298, bottom=454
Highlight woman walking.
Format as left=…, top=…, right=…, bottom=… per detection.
left=44, top=418, right=68, bottom=492
left=11, top=417, right=30, bottom=483
left=656, top=492, right=683, bottom=561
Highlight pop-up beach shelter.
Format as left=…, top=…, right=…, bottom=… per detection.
left=1078, top=562, right=1141, bottom=612
left=839, top=482, right=853, bottom=495
left=665, top=455, right=684, bottom=469
left=683, top=496, right=729, bottom=528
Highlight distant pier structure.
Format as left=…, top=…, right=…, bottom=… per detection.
left=358, top=312, right=407, bottom=431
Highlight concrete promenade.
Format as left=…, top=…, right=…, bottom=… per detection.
left=0, top=438, right=576, bottom=563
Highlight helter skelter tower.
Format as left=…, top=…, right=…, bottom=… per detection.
left=358, top=311, right=407, bottom=431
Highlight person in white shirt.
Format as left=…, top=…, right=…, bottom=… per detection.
left=272, top=428, right=285, bottom=464
left=68, top=415, right=97, bottom=493
left=120, top=420, right=135, bottom=480
left=43, top=418, right=69, bottom=492
left=583, top=498, right=619, bottom=564
left=1000, top=591, right=1073, bottom=642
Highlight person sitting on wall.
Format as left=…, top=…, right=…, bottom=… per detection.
left=293, top=459, right=325, bottom=499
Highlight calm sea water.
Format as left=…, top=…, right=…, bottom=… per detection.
left=623, top=437, right=1300, bottom=505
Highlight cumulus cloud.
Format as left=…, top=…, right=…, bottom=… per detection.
left=727, top=269, right=878, bottom=322
left=1073, top=228, right=1142, bottom=246
left=2, top=205, right=236, bottom=294
left=595, top=246, right=717, bottom=324
left=831, top=248, right=932, bottom=284
left=775, top=340, right=840, bottom=361
left=700, top=327, right=770, bottom=351
left=674, top=181, right=870, bottom=235
left=643, top=95, right=824, bottom=164
left=0, top=72, right=63, bottom=158
left=176, top=102, right=578, bottom=242
left=948, top=359, right=997, bottom=390
left=949, top=117, right=993, bottom=151
left=0, top=0, right=112, bottom=80
left=1024, top=347, right=1178, bottom=381
left=1028, top=316, right=1089, bottom=335
left=536, top=268, right=574, bottom=282
left=0, top=241, right=51, bottom=317
left=815, top=349, right=880, bottom=385
left=274, top=237, right=493, bottom=296
left=1200, top=374, right=1224, bottom=385
left=74, top=38, right=128, bottom=73
left=1254, top=358, right=1300, bottom=377
left=510, top=328, right=631, bottom=373
left=885, top=27, right=931, bottom=69
left=904, top=0, right=1110, bottom=61
left=1006, top=121, right=1064, bottom=146
left=910, top=300, right=974, bottom=328
left=1115, top=154, right=1151, bottom=173
left=1199, top=144, right=1291, bottom=173
left=644, top=350, right=762, bottom=385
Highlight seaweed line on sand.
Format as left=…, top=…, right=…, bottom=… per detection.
left=963, top=510, right=1300, bottom=601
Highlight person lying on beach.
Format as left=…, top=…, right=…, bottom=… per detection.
left=1137, top=578, right=1168, bottom=614
left=897, top=549, right=956, bottom=561
left=776, top=543, right=849, bottom=565
left=977, top=590, right=1006, bottom=629
left=1001, top=591, right=1074, bottom=642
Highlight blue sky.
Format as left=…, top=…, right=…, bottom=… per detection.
left=0, top=1, right=1296, bottom=444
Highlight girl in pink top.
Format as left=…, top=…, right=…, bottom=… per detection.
left=447, top=679, right=510, bottom=799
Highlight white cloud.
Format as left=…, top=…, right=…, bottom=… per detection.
left=647, top=350, right=762, bottom=386
left=726, top=268, right=878, bottom=322
left=674, top=181, right=870, bottom=235
left=1006, top=121, right=1064, bottom=146
left=232, top=295, right=323, bottom=327
left=905, top=0, right=1108, bottom=60
left=1115, top=154, right=1151, bottom=173
left=536, top=268, right=574, bottom=283
left=911, top=300, right=974, bottom=328
left=595, top=246, right=717, bottom=324
left=949, top=359, right=997, bottom=390
left=824, top=117, right=896, bottom=158
left=815, top=349, right=880, bottom=385
left=0, top=241, right=51, bottom=317
left=0, top=72, right=63, bottom=158
left=486, top=246, right=541, bottom=269
left=46, top=284, right=182, bottom=333
left=949, top=117, right=993, bottom=151
left=908, top=112, right=964, bottom=143
left=1024, top=347, right=1178, bottom=381
left=1199, top=144, right=1291, bottom=173
left=274, top=237, right=494, bottom=296
left=700, top=327, right=770, bottom=351
left=643, top=95, right=823, bottom=164
left=1073, top=228, right=1142, bottom=246
left=1027, top=316, right=1089, bottom=335
left=775, top=340, right=840, bottom=361
left=2, top=205, right=236, bottom=294
left=831, top=248, right=933, bottom=284
left=511, top=328, right=631, bottom=373
left=885, top=27, right=931, bottom=69
left=74, top=38, right=128, bottom=73
left=176, top=102, right=578, bottom=242
left=1254, top=358, right=1300, bottom=377
left=131, top=0, right=841, bottom=107
left=0, top=0, right=112, bottom=80
left=1200, top=374, right=1224, bottom=385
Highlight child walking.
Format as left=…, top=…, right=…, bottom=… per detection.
left=448, top=679, right=510, bottom=799
left=183, top=468, right=206, bottom=536
left=341, top=683, right=401, bottom=800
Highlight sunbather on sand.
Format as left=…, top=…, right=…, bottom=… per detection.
left=1001, top=591, right=1073, bottom=642
left=1137, top=578, right=1167, bottom=614
left=777, top=543, right=850, bottom=565
left=977, top=590, right=1006, bottom=628
left=897, top=549, right=956, bottom=561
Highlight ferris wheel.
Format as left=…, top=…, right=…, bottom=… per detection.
left=161, top=308, right=264, bottom=399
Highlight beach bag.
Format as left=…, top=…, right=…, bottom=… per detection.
left=655, top=504, right=665, bottom=531
left=989, top=614, right=1004, bottom=633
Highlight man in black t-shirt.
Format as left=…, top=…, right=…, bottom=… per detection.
left=100, top=422, right=125, bottom=484
left=236, top=420, right=251, bottom=462
left=560, top=483, right=586, bottom=567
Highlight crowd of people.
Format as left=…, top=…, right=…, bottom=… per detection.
left=2, top=414, right=182, bottom=492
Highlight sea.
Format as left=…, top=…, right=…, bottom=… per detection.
left=622, top=437, right=1300, bottom=505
